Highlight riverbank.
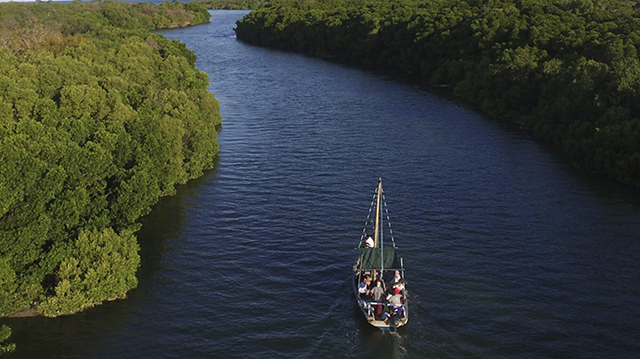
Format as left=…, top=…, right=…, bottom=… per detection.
left=0, top=0, right=220, bottom=319
left=5, top=308, right=39, bottom=319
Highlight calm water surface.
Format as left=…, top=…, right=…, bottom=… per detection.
left=3, top=10, right=640, bottom=359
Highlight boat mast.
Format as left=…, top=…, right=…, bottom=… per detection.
left=373, top=178, right=382, bottom=248
left=374, top=178, right=384, bottom=280
left=380, top=181, right=384, bottom=277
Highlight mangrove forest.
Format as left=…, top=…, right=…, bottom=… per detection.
left=236, top=0, right=640, bottom=188
left=0, top=0, right=221, bottom=322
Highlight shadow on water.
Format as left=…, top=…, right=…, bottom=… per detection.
left=0, top=161, right=219, bottom=359
left=135, top=159, right=219, bottom=283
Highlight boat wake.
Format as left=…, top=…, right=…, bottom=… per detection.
left=389, top=330, right=408, bottom=357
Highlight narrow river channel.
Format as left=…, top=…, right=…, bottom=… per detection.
left=3, top=10, right=640, bottom=359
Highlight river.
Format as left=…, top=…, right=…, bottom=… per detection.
left=2, top=10, right=640, bottom=359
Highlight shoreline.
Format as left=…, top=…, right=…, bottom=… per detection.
left=5, top=307, right=40, bottom=318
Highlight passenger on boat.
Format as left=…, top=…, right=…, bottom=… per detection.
left=395, top=279, right=405, bottom=292
left=385, top=270, right=401, bottom=286
left=372, top=280, right=385, bottom=318
left=372, top=280, right=385, bottom=301
left=358, top=276, right=373, bottom=300
left=385, top=282, right=396, bottom=296
left=387, top=292, right=402, bottom=307
left=393, top=270, right=401, bottom=283
left=364, top=234, right=374, bottom=248
left=387, top=292, right=404, bottom=321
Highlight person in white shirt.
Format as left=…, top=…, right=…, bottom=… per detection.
left=358, top=276, right=372, bottom=299
left=387, top=292, right=404, bottom=322
left=387, top=270, right=401, bottom=287
left=392, top=270, right=401, bottom=283
left=364, top=234, right=374, bottom=248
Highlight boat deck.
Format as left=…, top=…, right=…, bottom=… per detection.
left=356, top=296, right=409, bottom=330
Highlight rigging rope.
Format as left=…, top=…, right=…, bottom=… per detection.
left=360, top=184, right=397, bottom=249
left=381, top=192, right=397, bottom=249
left=358, top=192, right=377, bottom=248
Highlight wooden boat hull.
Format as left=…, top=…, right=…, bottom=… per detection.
left=352, top=179, right=408, bottom=330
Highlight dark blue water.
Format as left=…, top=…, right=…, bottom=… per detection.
left=3, top=10, right=640, bottom=358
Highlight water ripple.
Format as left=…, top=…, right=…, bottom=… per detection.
left=4, top=9, right=640, bottom=359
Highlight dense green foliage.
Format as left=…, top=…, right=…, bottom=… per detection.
left=37, top=228, right=140, bottom=316
left=1, top=1, right=221, bottom=317
left=237, top=0, right=640, bottom=188
left=0, top=325, right=15, bottom=355
left=198, top=0, right=270, bottom=10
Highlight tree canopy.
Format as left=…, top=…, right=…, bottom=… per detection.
left=197, top=0, right=271, bottom=10
left=1, top=0, right=221, bottom=318
left=236, top=0, right=640, bottom=188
